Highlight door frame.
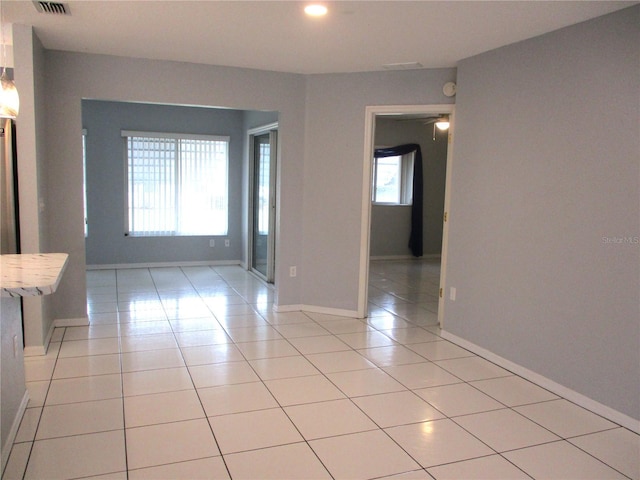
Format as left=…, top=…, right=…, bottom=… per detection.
left=247, top=122, right=279, bottom=283
left=358, top=105, right=455, bottom=328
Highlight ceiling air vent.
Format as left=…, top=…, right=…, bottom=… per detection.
left=33, top=1, right=70, bottom=15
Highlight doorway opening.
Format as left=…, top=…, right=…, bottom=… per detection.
left=358, top=105, right=454, bottom=328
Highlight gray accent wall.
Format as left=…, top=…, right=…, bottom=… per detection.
left=446, top=6, right=639, bottom=421
left=83, top=100, right=262, bottom=266
left=302, top=69, right=456, bottom=311
left=371, top=118, right=448, bottom=257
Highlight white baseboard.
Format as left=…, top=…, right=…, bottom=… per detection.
left=274, top=304, right=361, bottom=319
left=86, top=260, right=243, bottom=270
left=1, top=390, right=29, bottom=473
left=370, top=254, right=441, bottom=261
left=55, top=316, right=89, bottom=327
left=441, top=330, right=640, bottom=434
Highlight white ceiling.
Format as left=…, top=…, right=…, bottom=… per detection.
left=4, top=0, right=636, bottom=74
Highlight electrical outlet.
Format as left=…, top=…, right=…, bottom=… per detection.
left=225, top=239, right=230, bottom=247
left=449, top=287, right=456, bottom=301
left=289, top=266, right=297, bottom=277
left=209, top=239, right=215, bottom=247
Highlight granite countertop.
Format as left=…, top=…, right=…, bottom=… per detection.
left=0, top=253, right=69, bottom=297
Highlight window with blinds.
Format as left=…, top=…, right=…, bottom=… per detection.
left=123, top=131, right=229, bottom=236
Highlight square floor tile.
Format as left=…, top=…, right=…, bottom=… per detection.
left=415, top=383, right=505, bottom=417
left=120, top=334, right=178, bottom=353
left=188, top=361, right=259, bottom=388
left=286, top=335, right=351, bottom=354
left=352, top=391, right=445, bottom=428
left=3, top=442, right=32, bottom=480
left=285, top=398, right=378, bottom=439
left=427, top=454, right=532, bottom=479
left=453, top=408, right=560, bottom=452
left=224, top=325, right=284, bottom=343
left=121, top=348, right=185, bottom=372
left=234, top=338, right=300, bottom=359
left=470, top=375, right=559, bottom=406
left=124, top=389, right=205, bottom=427
left=174, top=329, right=231, bottom=348
left=126, top=419, right=219, bottom=470
left=569, top=428, right=640, bottom=480
left=386, top=418, right=494, bottom=468
left=503, top=440, right=627, bottom=479
left=128, top=456, right=229, bottom=480
left=249, top=356, right=319, bottom=380
left=381, top=327, right=440, bottom=344
left=434, top=357, right=511, bottom=381
left=199, top=382, right=278, bottom=416
left=306, top=350, right=376, bottom=373
left=327, top=368, right=406, bottom=397
left=53, top=354, right=121, bottom=379
left=24, top=430, right=126, bottom=479
left=122, top=367, right=193, bottom=396
left=337, top=330, right=397, bottom=349
left=168, top=316, right=222, bottom=332
left=407, top=340, right=474, bottom=361
left=273, top=323, right=330, bottom=338
left=383, top=362, right=462, bottom=389
left=310, top=429, right=420, bottom=479
left=209, top=408, right=303, bottom=454
left=225, top=442, right=331, bottom=480
left=118, top=320, right=172, bottom=337
left=514, top=399, right=617, bottom=438
left=15, top=408, right=41, bottom=443
left=181, top=343, right=245, bottom=365
left=58, top=338, right=120, bottom=358
left=37, top=398, right=123, bottom=439
left=358, top=345, right=427, bottom=367
left=264, top=375, right=346, bottom=406
left=316, top=319, right=370, bottom=334
left=46, top=374, right=122, bottom=405
left=25, top=381, right=49, bottom=408
left=23, top=358, right=56, bottom=382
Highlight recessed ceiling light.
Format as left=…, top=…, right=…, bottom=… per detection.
left=305, top=4, right=328, bottom=16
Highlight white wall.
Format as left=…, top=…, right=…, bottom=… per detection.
left=446, top=6, right=639, bottom=423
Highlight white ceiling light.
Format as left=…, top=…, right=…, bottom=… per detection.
left=435, top=117, right=450, bottom=130
left=304, top=4, right=328, bottom=17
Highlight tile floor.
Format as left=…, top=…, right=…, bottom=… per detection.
left=3, top=260, right=639, bottom=479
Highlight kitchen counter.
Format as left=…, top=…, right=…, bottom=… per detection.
left=1, top=253, right=69, bottom=297
left=1, top=252, right=69, bottom=469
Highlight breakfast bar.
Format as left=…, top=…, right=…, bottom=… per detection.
left=0, top=253, right=68, bottom=469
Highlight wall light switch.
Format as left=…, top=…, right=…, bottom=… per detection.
left=209, top=240, right=215, bottom=247
left=449, top=287, right=456, bottom=301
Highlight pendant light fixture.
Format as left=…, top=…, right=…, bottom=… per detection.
left=0, top=0, right=19, bottom=119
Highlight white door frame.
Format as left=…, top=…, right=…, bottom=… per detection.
left=358, top=104, right=455, bottom=328
left=247, top=122, right=279, bottom=283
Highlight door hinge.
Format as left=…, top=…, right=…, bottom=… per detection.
left=439, top=287, right=443, bottom=298
left=444, top=212, right=448, bottom=222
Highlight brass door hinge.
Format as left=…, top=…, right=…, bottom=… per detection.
left=439, top=287, right=443, bottom=298
left=444, top=212, right=448, bottom=222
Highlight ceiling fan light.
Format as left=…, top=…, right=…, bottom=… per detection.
left=435, top=119, right=449, bottom=130
left=0, top=70, right=19, bottom=119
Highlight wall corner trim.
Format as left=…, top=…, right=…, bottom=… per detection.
left=1, top=390, right=29, bottom=472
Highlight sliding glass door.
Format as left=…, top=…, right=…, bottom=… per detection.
left=249, top=126, right=277, bottom=282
